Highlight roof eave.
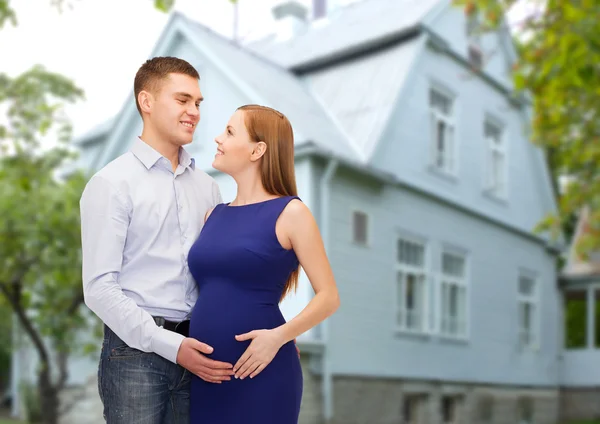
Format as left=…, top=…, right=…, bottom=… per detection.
left=207, top=142, right=564, bottom=254
left=289, top=25, right=422, bottom=74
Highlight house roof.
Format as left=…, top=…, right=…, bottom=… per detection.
left=79, top=0, right=444, bottom=167
left=246, top=0, right=442, bottom=70
left=180, top=14, right=364, bottom=162
left=562, top=206, right=600, bottom=281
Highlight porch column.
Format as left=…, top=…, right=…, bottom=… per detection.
left=586, top=286, right=594, bottom=349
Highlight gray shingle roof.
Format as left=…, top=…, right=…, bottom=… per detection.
left=246, top=0, right=441, bottom=70
left=181, top=14, right=364, bottom=162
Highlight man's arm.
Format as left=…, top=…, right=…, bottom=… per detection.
left=80, top=175, right=184, bottom=363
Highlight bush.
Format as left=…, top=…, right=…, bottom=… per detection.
left=20, top=383, right=42, bottom=424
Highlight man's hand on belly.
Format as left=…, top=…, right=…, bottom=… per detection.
left=176, top=338, right=235, bottom=383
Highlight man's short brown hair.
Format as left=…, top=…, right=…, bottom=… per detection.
left=133, top=56, right=200, bottom=116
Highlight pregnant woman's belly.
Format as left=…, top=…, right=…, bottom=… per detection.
left=189, top=282, right=287, bottom=364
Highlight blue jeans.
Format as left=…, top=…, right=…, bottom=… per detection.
left=98, top=325, right=190, bottom=424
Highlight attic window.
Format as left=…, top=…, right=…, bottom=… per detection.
left=352, top=210, right=368, bottom=245
left=468, top=44, right=483, bottom=68
left=466, top=9, right=483, bottom=69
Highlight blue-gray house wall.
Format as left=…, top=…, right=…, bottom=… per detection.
left=370, top=42, right=556, bottom=238
left=325, top=166, right=560, bottom=384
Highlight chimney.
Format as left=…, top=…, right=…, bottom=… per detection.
left=313, top=0, right=327, bottom=19
left=271, top=0, right=308, bottom=41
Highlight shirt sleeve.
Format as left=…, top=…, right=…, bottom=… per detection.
left=80, top=175, right=184, bottom=363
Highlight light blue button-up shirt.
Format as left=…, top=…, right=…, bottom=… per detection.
left=80, top=137, right=222, bottom=363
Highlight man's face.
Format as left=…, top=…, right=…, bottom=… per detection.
left=148, top=73, right=203, bottom=146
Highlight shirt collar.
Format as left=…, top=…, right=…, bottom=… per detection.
left=131, top=137, right=195, bottom=171
left=178, top=146, right=196, bottom=171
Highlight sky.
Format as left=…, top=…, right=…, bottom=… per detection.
left=0, top=0, right=526, bottom=141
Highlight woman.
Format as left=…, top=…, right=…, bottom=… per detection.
left=187, top=104, right=340, bottom=423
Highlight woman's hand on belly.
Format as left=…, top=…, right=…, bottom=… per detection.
left=232, top=328, right=285, bottom=380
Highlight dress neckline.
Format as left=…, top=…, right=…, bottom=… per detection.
left=225, top=196, right=289, bottom=208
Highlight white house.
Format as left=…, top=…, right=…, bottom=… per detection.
left=14, top=0, right=588, bottom=423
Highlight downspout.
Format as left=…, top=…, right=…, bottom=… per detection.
left=320, top=158, right=338, bottom=423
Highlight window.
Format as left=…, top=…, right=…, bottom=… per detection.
left=518, top=273, right=538, bottom=348
left=352, top=210, right=368, bottom=245
left=429, top=88, right=456, bottom=175
left=440, top=251, right=468, bottom=338
left=484, top=121, right=506, bottom=197
left=466, top=9, right=483, bottom=68
left=517, top=397, right=534, bottom=424
left=442, top=396, right=463, bottom=424
left=396, top=238, right=428, bottom=333
left=564, top=289, right=587, bottom=349
left=468, top=45, right=483, bottom=68
left=477, top=395, right=494, bottom=423
left=403, top=394, right=427, bottom=424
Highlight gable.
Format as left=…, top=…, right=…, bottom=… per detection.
left=424, top=0, right=516, bottom=88
left=91, top=12, right=360, bottom=171
left=369, top=40, right=558, bottom=238
left=304, top=35, right=425, bottom=160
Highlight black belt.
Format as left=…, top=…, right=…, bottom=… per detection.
left=153, top=317, right=190, bottom=337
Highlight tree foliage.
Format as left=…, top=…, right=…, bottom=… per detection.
left=0, top=64, right=88, bottom=423
left=453, top=0, right=600, bottom=255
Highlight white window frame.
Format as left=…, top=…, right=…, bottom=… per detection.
left=351, top=209, right=370, bottom=247
left=395, top=235, right=430, bottom=335
left=439, top=249, right=469, bottom=340
left=429, top=86, right=457, bottom=177
left=517, top=271, right=539, bottom=350
left=484, top=118, right=508, bottom=199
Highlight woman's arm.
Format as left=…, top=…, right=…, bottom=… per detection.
left=273, top=199, right=340, bottom=343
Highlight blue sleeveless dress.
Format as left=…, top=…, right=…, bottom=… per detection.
left=187, top=196, right=303, bottom=423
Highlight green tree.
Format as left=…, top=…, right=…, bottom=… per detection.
left=0, top=66, right=88, bottom=424
left=452, top=0, right=600, bottom=255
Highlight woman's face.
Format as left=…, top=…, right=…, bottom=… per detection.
left=213, top=110, right=264, bottom=175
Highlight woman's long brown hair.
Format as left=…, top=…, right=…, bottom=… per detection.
left=237, top=105, right=299, bottom=302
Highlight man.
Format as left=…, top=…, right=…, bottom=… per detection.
left=80, top=56, right=234, bottom=424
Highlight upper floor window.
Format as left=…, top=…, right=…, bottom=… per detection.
left=518, top=273, right=538, bottom=349
left=396, top=237, right=429, bottom=333
left=429, top=88, right=456, bottom=176
left=484, top=120, right=507, bottom=198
